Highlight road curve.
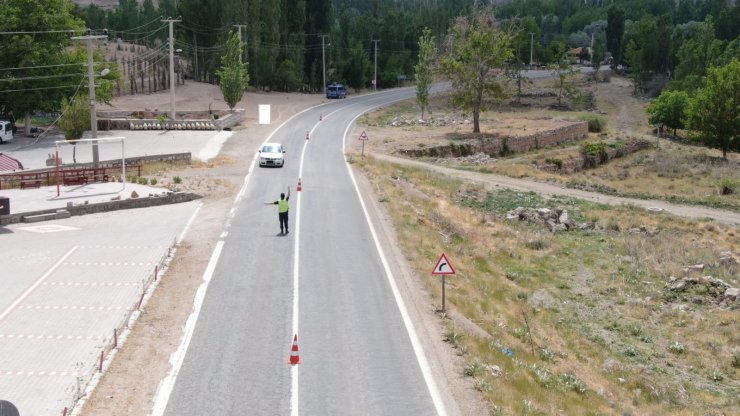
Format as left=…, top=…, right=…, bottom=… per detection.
left=159, top=88, right=450, bottom=416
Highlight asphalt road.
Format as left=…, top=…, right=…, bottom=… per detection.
left=160, top=89, right=446, bottom=416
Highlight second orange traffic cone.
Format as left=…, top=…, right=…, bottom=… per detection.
left=297, top=178, right=302, bottom=191
left=306, top=131, right=310, bottom=140
left=288, top=334, right=302, bottom=365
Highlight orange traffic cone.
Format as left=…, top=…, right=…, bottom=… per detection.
left=297, top=178, right=302, bottom=192
left=288, top=334, right=302, bottom=365
left=319, top=113, right=323, bottom=121
left=306, top=131, right=310, bottom=140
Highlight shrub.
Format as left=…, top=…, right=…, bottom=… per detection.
left=668, top=342, right=686, bottom=355
left=717, top=177, right=738, bottom=195
left=545, top=158, right=563, bottom=169
left=525, top=238, right=549, bottom=250
left=730, top=352, right=740, bottom=369
left=578, top=114, right=606, bottom=132
left=464, top=360, right=486, bottom=377
left=138, top=177, right=149, bottom=185
left=150, top=178, right=157, bottom=186
left=173, top=176, right=182, bottom=184
left=444, top=325, right=465, bottom=351
left=559, top=373, right=587, bottom=394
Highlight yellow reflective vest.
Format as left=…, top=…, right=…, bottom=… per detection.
left=278, top=199, right=289, bottom=213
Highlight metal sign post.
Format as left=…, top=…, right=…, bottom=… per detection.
left=358, top=130, right=369, bottom=159
left=432, top=253, right=456, bottom=312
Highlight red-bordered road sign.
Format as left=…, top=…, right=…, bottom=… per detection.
left=432, top=253, right=455, bottom=275
left=358, top=131, right=369, bottom=140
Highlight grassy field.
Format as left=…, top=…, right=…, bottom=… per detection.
left=351, top=75, right=738, bottom=415
left=357, top=157, right=738, bottom=415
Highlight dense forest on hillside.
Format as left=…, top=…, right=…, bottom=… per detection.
left=74, top=0, right=739, bottom=93
left=1, top=0, right=738, bottom=123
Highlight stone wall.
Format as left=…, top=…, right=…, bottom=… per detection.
left=537, top=139, right=652, bottom=173
left=0, top=192, right=202, bottom=225
left=399, top=121, right=589, bottom=158
left=97, top=109, right=244, bottom=131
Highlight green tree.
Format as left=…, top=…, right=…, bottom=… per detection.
left=0, top=0, right=85, bottom=135
left=275, top=59, right=301, bottom=92
left=687, top=59, right=739, bottom=159
left=216, top=32, right=250, bottom=110
left=58, top=94, right=90, bottom=163
left=548, top=41, right=578, bottom=107
left=606, top=5, right=625, bottom=65
left=646, top=90, right=689, bottom=137
left=415, top=27, right=436, bottom=120
left=439, top=9, right=514, bottom=133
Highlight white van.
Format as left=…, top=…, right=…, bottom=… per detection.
left=0, top=121, right=13, bottom=143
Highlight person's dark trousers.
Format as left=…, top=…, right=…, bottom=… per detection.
left=279, top=211, right=289, bottom=234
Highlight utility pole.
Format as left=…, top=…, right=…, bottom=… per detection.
left=529, top=33, right=534, bottom=70
left=233, top=24, right=247, bottom=64
left=319, top=34, right=329, bottom=95
left=371, top=39, right=379, bottom=91
left=71, top=30, right=108, bottom=166
left=162, top=17, right=181, bottom=120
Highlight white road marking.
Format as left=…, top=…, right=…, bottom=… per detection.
left=177, top=202, right=202, bottom=244
left=342, top=113, right=449, bottom=416
left=150, top=240, right=224, bottom=416
left=15, top=224, right=80, bottom=233
left=0, top=246, right=78, bottom=323
left=150, top=102, right=328, bottom=416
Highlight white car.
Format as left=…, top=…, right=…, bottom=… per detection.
left=258, top=143, right=286, bottom=167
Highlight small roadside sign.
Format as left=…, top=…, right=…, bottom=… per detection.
left=358, top=130, right=369, bottom=159
left=432, top=253, right=455, bottom=275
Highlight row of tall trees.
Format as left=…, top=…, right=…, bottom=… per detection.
left=78, top=0, right=468, bottom=92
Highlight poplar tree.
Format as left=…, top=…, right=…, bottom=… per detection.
left=216, top=32, right=250, bottom=111
left=415, top=27, right=436, bottom=120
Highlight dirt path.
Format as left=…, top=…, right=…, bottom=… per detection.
left=370, top=152, right=740, bottom=226
left=594, top=75, right=651, bottom=137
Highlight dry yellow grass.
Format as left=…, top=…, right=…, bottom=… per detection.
left=355, top=154, right=739, bottom=415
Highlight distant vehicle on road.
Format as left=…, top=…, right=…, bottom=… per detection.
left=326, top=83, right=347, bottom=99
left=258, top=143, right=286, bottom=167
left=0, top=120, right=13, bottom=143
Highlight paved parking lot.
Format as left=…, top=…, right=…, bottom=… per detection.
left=0, top=129, right=218, bottom=415
left=0, top=196, right=201, bottom=415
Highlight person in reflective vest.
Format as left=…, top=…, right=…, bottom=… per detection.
left=265, top=187, right=290, bottom=235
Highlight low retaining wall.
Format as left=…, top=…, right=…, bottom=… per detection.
left=98, top=109, right=244, bottom=131
left=399, top=121, right=589, bottom=158
left=0, top=192, right=202, bottom=226
left=537, top=139, right=652, bottom=173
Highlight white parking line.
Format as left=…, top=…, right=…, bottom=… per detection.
left=0, top=246, right=78, bottom=323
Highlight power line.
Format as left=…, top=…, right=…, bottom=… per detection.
left=0, top=83, right=96, bottom=93
left=0, top=63, right=94, bottom=72
left=0, top=29, right=84, bottom=35
left=0, top=73, right=87, bottom=82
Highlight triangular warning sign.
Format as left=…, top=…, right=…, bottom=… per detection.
left=432, top=253, right=455, bottom=275
left=358, top=130, right=369, bottom=140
